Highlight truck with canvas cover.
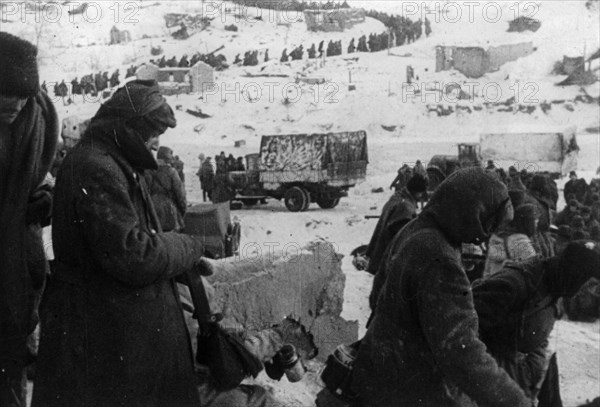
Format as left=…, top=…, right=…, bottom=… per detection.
left=479, top=127, right=579, bottom=176
left=427, top=127, right=578, bottom=190
left=224, top=130, right=368, bottom=212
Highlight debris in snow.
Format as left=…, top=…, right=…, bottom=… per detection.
left=186, top=108, right=212, bottom=119
left=345, top=215, right=363, bottom=227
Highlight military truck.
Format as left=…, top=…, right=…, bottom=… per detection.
left=427, top=143, right=481, bottom=190
left=427, top=127, right=579, bottom=190
left=217, top=130, right=368, bottom=212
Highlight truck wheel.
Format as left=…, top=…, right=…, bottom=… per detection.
left=316, top=197, right=340, bottom=209
left=284, top=187, right=307, bottom=212
left=300, top=187, right=311, bottom=211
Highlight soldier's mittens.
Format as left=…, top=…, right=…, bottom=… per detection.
left=193, top=257, right=216, bottom=277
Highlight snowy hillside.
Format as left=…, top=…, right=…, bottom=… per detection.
left=4, top=0, right=599, bottom=406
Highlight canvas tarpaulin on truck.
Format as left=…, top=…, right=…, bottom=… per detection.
left=258, top=131, right=367, bottom=185
left=259, top=131, right=367, bottom=171
left=479, top=127, right=578, bottom=176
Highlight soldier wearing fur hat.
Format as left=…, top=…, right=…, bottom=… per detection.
left=0, top=32, right=60, bottom=407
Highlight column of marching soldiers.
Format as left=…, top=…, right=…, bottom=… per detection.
left=41, top=14, right=431, bottom=104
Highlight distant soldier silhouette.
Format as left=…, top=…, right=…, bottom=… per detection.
left=326, top=40, right=334, bottom=57
left=71, top=78, right=82, bottom=95
left=125, top=65, right=136, bottom=78
left=415, top=19, right=423, bottom=40
left=189, top=54, right=201, bottom=66
left=178, top=55, right=189, bottom=67
left=348, top=38, right=356, bottom=53
left=243, top=51, right=251, bottom=66
left=109, top=70, right=120, bottom=88
left=368, top=33, right=376, bottom=52
left=166, top=56, right=177, bottom=67
left=357, top=35, right=368, bottom=52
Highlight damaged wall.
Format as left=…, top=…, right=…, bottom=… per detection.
left=487, top=42, right=534, bottom=71
left=135, top=62, right=214, bottom=95
left=203, top=240, right=358, bottom=362
left=436, top=42, right=534, bottom=78
left=436, top=45, right=487, bottom=78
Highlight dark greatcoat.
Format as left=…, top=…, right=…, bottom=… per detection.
left=0, top=91, right=59, bottom=406
left=144, top=158, right=187, bottom=232
left=365, top=187, right=417, bottom=286
left=353, top=168, right=530, bottom=407
left=473, top=259, right=558, bottom=400
left=199, top=160, right=215, bottom=193
left=32, top=123, right=203, bottom=407
left=473, top=246, right=600, bottom=403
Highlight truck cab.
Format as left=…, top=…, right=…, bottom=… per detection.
left=457, top=143, right=481, bottom=167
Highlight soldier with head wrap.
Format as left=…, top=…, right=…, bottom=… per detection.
left=32, top=80, right=208, bottom=407
left=353, top=168, right=530, bottom=407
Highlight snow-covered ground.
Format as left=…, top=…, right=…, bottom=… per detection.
left=5, top=0, right=600, bottom=405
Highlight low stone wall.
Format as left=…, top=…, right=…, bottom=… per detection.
left=204, top=240, right=358, bottom=362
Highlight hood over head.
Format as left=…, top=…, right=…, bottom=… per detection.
left=420, top=167, right=512, bottom=246
left=82, top=80, right=176, bottom=170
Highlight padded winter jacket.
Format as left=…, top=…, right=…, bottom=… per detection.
left=353, top=168, right=530, bottom=407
